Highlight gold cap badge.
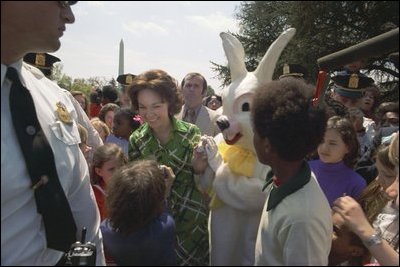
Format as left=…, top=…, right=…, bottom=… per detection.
left=126, top=75, right=133, bottom=84
left=283, top=64, right=290, bottom=75
left=348, top=74, right=359, bottom=89
left=35, top=53, right=46, bottom=67
left=56, top=102, right=73, bottom=124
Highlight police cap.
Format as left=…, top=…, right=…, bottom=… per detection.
left=279, top=63, right=308, bottom=80
left=117, top=73, right=136, bottom=85
left=24, top=53, right=61, bottom=69
left=331, top=70, right=375, bottom=99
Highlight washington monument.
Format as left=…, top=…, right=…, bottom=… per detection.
left=118, top=39, right=124, bottom=76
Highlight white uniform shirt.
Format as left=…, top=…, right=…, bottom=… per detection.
left=1, top=61, right=106, bottom=266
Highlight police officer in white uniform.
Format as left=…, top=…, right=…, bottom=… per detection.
left=1, top=2, right=106, bottom=265
left=22, top=52, right=104, bottom=154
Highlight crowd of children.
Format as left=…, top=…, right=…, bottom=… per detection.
left=73, top=64, right=398, bottom=266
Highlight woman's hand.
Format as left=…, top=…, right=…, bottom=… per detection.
left=332, top=196, right=374, bottom=239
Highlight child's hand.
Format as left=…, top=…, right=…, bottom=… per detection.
left=159, top=165, right=175, bottom=199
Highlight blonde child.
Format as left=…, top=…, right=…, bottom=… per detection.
left=309, top=116, right=367, bottom=207
left=77, top=124, right=92, bottom=164
left=91, top=143, right=127, bottom=220
left=91, top=118, right=110, bottom=143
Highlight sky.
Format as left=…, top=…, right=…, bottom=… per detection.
left=53, top=1, right=242, bottom=92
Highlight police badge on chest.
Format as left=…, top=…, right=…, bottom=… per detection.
left=56, top=102, right=73, bottom=125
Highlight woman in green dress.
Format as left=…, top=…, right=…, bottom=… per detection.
left=127, top=69, right=209, bottom=266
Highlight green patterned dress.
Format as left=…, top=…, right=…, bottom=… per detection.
left=129, top=118, right=209, bottom=266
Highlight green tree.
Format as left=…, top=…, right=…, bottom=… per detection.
left=51, top=63, right=73, bottom=90
left=57, top=74, right=73, bottom=90
left=70, top=78, right=92, bottom=96
left=212, top=1, right=399, bottom=87
left=87, top=76, right=108, bottom=89
left=206, top=85, right=215, bottom=97
left=52, top=63, right=113, bottom=100
left=50, top=63, right=63, bottom=82
left=109, top=78, right=117, bottom=88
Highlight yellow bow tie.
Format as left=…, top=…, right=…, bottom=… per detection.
left=208, top=143, right=257, bottom=209
left=218, top=143, right=256, bottom=177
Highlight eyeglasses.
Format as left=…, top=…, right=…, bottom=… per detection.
left=59, top=1, right=78, bottom=8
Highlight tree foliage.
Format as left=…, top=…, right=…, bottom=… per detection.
left=211, top=1, right=399, bottom=87
left=206, top=85, right=216, bottom=97
left=50, top=63, right=117, bottom=99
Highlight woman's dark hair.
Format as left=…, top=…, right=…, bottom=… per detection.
left=128, top=69, right=183, bottom=117
left=106, top=159, right=166, bottom=234
left=252, top=78, right=327, bottom=161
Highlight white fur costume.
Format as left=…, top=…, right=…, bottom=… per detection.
left=198, top=28, right=296, bottom=266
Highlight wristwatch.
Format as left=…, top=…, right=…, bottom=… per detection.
left=363, top=230, right=382, bottom=247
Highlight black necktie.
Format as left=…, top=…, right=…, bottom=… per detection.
left=7, top=67, right=77, bottom=253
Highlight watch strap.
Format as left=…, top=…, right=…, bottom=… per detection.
left=363, top=232, right=382, bottom=247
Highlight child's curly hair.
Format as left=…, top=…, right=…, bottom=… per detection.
left=252, top=77, right=327, bottom=161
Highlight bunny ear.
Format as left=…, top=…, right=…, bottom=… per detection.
left=254, top=28, right=296, bottom=84
left=220, top=32, right=248, bottom=81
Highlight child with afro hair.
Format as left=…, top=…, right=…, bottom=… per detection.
left=252, top=77, right=332, bottom=265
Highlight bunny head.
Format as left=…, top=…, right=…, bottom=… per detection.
left=216, top=28, right=296, bottom=152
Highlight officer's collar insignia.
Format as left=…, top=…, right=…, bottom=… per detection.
left=35, top=53, right=46, bottom=67
left=56, top=102, right=73, bottom=124
left=348, top=74, right=359, bottom=89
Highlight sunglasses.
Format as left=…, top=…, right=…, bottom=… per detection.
left=59, top=1, right=78, bottom=8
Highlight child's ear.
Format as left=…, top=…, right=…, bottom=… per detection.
left=260, top=137, right=275, bottom=157
left=95, top=167, right=102, bottom=178
left=263, top=138, right=272, bottom=154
